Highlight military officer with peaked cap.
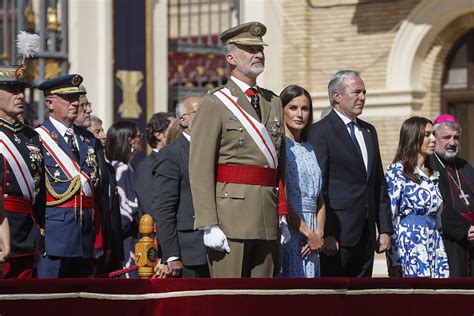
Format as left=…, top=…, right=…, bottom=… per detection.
left=35, top=74, right=102, bottom=278
left=0, top=64, right=45, bottom=278
left=189, top=21, right=289, bottom=278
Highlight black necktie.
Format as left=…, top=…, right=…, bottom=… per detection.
left=245, top=88, right=261, bottom=121
left=347, top=121, right=363, bottom=159
left=65, top=128, right=80, bottom=161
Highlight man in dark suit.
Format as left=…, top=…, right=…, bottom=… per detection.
left=152, top=95, right=209, bottom=278
left=73, top=87, right=113, bottom=275
left=135, top=112, right=175, bottom=215
left=308, top=70, right=392, bottom=277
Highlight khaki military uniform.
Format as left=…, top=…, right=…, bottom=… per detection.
left=189, top=78, right=285, bottom=277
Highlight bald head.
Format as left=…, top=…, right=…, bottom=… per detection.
left=176, top=95, right=202, bottom=135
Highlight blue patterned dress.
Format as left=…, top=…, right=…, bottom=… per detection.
left=281, top=138, right=322, bottom=278
left=385, top=162, right=449, bottom=278
left=111, top=161, right=139, bottom=278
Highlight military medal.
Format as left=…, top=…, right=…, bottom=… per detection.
left=51, top=131, right=58, bottom=141
left=270, top=116, right=281, bottom=137
left=13, top=134, right=21, bottom=143
left=53, top=169, right=61, bottom=180
left=239, top=137, right=245, bottom=147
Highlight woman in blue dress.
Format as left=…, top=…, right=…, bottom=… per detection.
left=386, top=116, right=449, bottom=278
left=280, top=85, right=326, bottom=278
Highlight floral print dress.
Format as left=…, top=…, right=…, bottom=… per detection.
left=385, top=161, right=449, bottom=278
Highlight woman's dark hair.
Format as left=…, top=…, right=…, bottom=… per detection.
left=106, top=120, right=138, bottom=163
left=393, top=116, right=433, bottom=183
left=279, top=85, right=313, bottom=141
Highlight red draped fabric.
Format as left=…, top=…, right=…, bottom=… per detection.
left=0, top=278, right=473, bottom=316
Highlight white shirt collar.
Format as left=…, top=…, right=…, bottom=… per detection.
left=230, top=76, right=257, bottom=94
left=183, top=131, right=191, bottom=142
left=333, top=108, right=357, bottom=126
left=49, top=116, right=72, bottom=137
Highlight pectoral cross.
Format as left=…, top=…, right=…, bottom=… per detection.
left=459, top=189, right=470, bottom=206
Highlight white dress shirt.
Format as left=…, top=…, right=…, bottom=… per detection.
left=49, top=116, right=79, bottom=151
left=333, top=109, right=368, bottom=171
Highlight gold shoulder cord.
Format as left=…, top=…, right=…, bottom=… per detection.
left=45, top=169, right=81, bottom=206
left=45, top=167, right=84, bottom=224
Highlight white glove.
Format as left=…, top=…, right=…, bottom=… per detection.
left=279, top=215, right=291, bottom=245
left=203, top=225, right=230, bottom=253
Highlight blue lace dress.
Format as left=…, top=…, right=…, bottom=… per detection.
left=385, top=162, right=449, bottom=278
left=281, top=138, right=322, bottom=278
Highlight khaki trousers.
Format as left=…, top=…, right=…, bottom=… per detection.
left=207, top=239, right=279, bottom=278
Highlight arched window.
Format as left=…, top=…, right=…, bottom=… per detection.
left=442, top=29, right=474, bottom=163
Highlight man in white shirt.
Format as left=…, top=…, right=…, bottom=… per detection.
left=308, top=70, right=392, bottom=277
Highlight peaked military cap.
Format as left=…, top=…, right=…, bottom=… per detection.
left=220, top=21, right=268, bottom=46
left=0, top=65, right=30, bottom=87
left=38, top=74, right=86, bottom=96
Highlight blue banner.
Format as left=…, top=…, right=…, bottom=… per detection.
left=113, top=0, right=150, bottom=162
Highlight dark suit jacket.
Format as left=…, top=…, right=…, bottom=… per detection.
left=135, top=151, right=160, bottom=216
left=152, top=134, right=207, bottom=266
left=308, top=110, right=392, bottom=247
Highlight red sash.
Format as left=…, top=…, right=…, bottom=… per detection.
left=216, top=164, right=287, bottom=215
left=4, top=196, right=33, bottom=215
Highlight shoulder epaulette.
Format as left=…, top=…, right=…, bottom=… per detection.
left=208, top=85, right=224, bottom=95
left=258, top=87, right=277, bottom=97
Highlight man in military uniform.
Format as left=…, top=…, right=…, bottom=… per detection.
left=36, top=74, right=101, bottom=278
left=0, top=64, right=45, bottom=278
left=189, top=22, right=288, bottom=278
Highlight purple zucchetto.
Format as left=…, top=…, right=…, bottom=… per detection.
left=433, top=114, right=459, bottom=125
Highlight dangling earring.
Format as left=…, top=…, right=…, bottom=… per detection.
left=131, top=146, right=135, bottom=153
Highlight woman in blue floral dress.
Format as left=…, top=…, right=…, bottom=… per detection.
left=386, top=116, right=449, bottom=278
left=279, top=85, right=326, bottom=278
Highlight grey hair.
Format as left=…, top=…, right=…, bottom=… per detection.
left=90, top=115, right=103, bottom=125
left=327, top=70, right=360, bottom=107
left=175, top=94, right=202, bottom=120
left=434, top=121, right=462, bottom=135
left=223, top=43, right=236, bottom=55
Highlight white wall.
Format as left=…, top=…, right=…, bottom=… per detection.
left=152, top=0, right=169, bottom=114
left=69, top=0, right=113, bottom=129
left=241, top=0, right=283, bottom=93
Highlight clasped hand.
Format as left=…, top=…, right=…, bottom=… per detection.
left=301, top=231, right=323, bottom=257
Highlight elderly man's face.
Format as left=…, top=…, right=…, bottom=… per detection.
left=0, top=85, right=26, bottom=120
left=46, top=94, right=80, bottom=126
left=227, top=44, right=265, bottom=79
left=88, top=120, right=106, bottom=147
left=435, top=124, right=461, bottom=160
left=75, top=95, right=92, bottom=128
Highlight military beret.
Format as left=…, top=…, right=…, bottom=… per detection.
left=220, top=21, right=268, bottom=46
left=38, top=74, right=86, bottom=96
left=0, top=65, right=30, bottom=87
